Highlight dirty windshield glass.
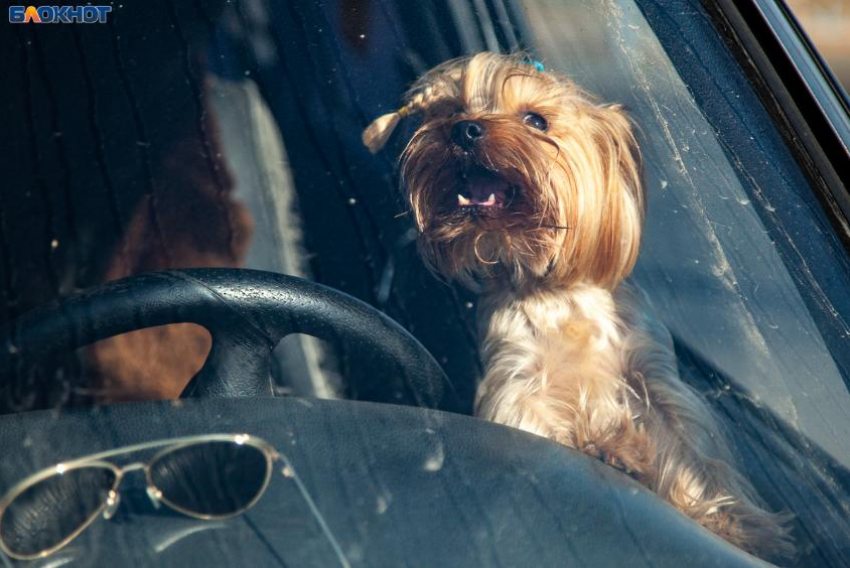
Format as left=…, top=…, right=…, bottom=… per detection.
left=1, top=0, right=849, bottom=566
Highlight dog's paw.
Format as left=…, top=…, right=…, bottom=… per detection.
left=580, top=442, right=642, bottom=479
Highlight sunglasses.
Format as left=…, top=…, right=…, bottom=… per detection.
left=0, top=434, right=329, bottom=561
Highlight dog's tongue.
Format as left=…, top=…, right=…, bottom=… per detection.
left=458, top=174, right=509, bottom=208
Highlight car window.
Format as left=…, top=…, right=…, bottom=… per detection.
left=787, top=0, right=850, bottom=94
left=524, top=0, right=850, bottom=466
left=2, top=0, right=850, bottom=564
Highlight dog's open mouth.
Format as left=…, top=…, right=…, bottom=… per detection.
left=457, top=171, right=513, bottom=209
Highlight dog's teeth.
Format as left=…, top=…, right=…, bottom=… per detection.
left=457, top=194, right=471, bottom=206
left=484, top=193, right=496, bottom=206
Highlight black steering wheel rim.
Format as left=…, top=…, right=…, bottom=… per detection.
left=0, top=269, right=452, bottom=410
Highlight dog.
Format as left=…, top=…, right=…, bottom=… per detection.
left=363, top=52, right=793, bottom=560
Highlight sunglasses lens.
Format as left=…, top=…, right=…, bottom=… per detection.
left=149, top=440, right=270, bottom=517
left=0, top=466, right=117, bottom=558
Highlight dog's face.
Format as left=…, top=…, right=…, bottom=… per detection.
left=374, top=53, right=644, bottom=290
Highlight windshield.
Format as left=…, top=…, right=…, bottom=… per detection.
left=525, top=0, right=850, bottom=463
left=2, top=0, right=849, bottom=565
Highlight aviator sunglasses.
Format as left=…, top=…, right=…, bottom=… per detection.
left=0, top=434, right=336, bottom=561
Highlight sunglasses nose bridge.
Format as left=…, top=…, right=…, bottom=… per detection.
left=119, top=461, right=146, bottom=474
left=102, top=489, right=121, bottom=521
left=145, top=485, right=163, bottom=510
left=97, top=461, right=145, bottom=521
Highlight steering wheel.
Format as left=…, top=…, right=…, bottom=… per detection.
left=0, top=269, right=452, bottom=409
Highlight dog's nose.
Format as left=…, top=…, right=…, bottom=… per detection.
left=451, top=120, right=486, bottom=149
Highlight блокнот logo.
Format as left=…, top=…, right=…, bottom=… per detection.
left=9, top=5, right=112, bottom=24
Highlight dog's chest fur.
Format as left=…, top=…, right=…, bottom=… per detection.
left=473, top=281, right=678, bottom=475
left=470, top=278, right=797, bottom=559
left=478, top=283, right=627, bottom=415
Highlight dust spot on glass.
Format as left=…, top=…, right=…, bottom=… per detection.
left=423, top=443, right=445, bottom=472
left=345, top=544, right=364, bottom=563
left=375, top=493, right=391, bottom=514
left=170, top=399, right=184, bottom=409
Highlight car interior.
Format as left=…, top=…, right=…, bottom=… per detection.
left=1, top=0, right=849, bottom=566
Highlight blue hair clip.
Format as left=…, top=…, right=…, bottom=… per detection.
left=531, top=60, right=545, bottom=72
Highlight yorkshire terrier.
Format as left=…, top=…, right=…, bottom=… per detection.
left=363, top=52, right=792, bottom=559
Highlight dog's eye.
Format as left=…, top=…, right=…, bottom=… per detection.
left=523, top=112, right=548, bottom=131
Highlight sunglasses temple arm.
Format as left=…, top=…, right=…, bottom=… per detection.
left=274, top=454, right=350, bottom=568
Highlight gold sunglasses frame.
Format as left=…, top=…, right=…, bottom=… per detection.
left=0, top=434, right=309, bottom=561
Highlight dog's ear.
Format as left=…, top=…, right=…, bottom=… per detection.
left=363, top=60, right=466, bottom=154
left=362, top=109, right=405, bottom=154
left=581, top=104, right=644, bottom=288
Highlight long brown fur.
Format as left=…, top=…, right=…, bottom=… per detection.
left=365, top=52, right=793, bottom=561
